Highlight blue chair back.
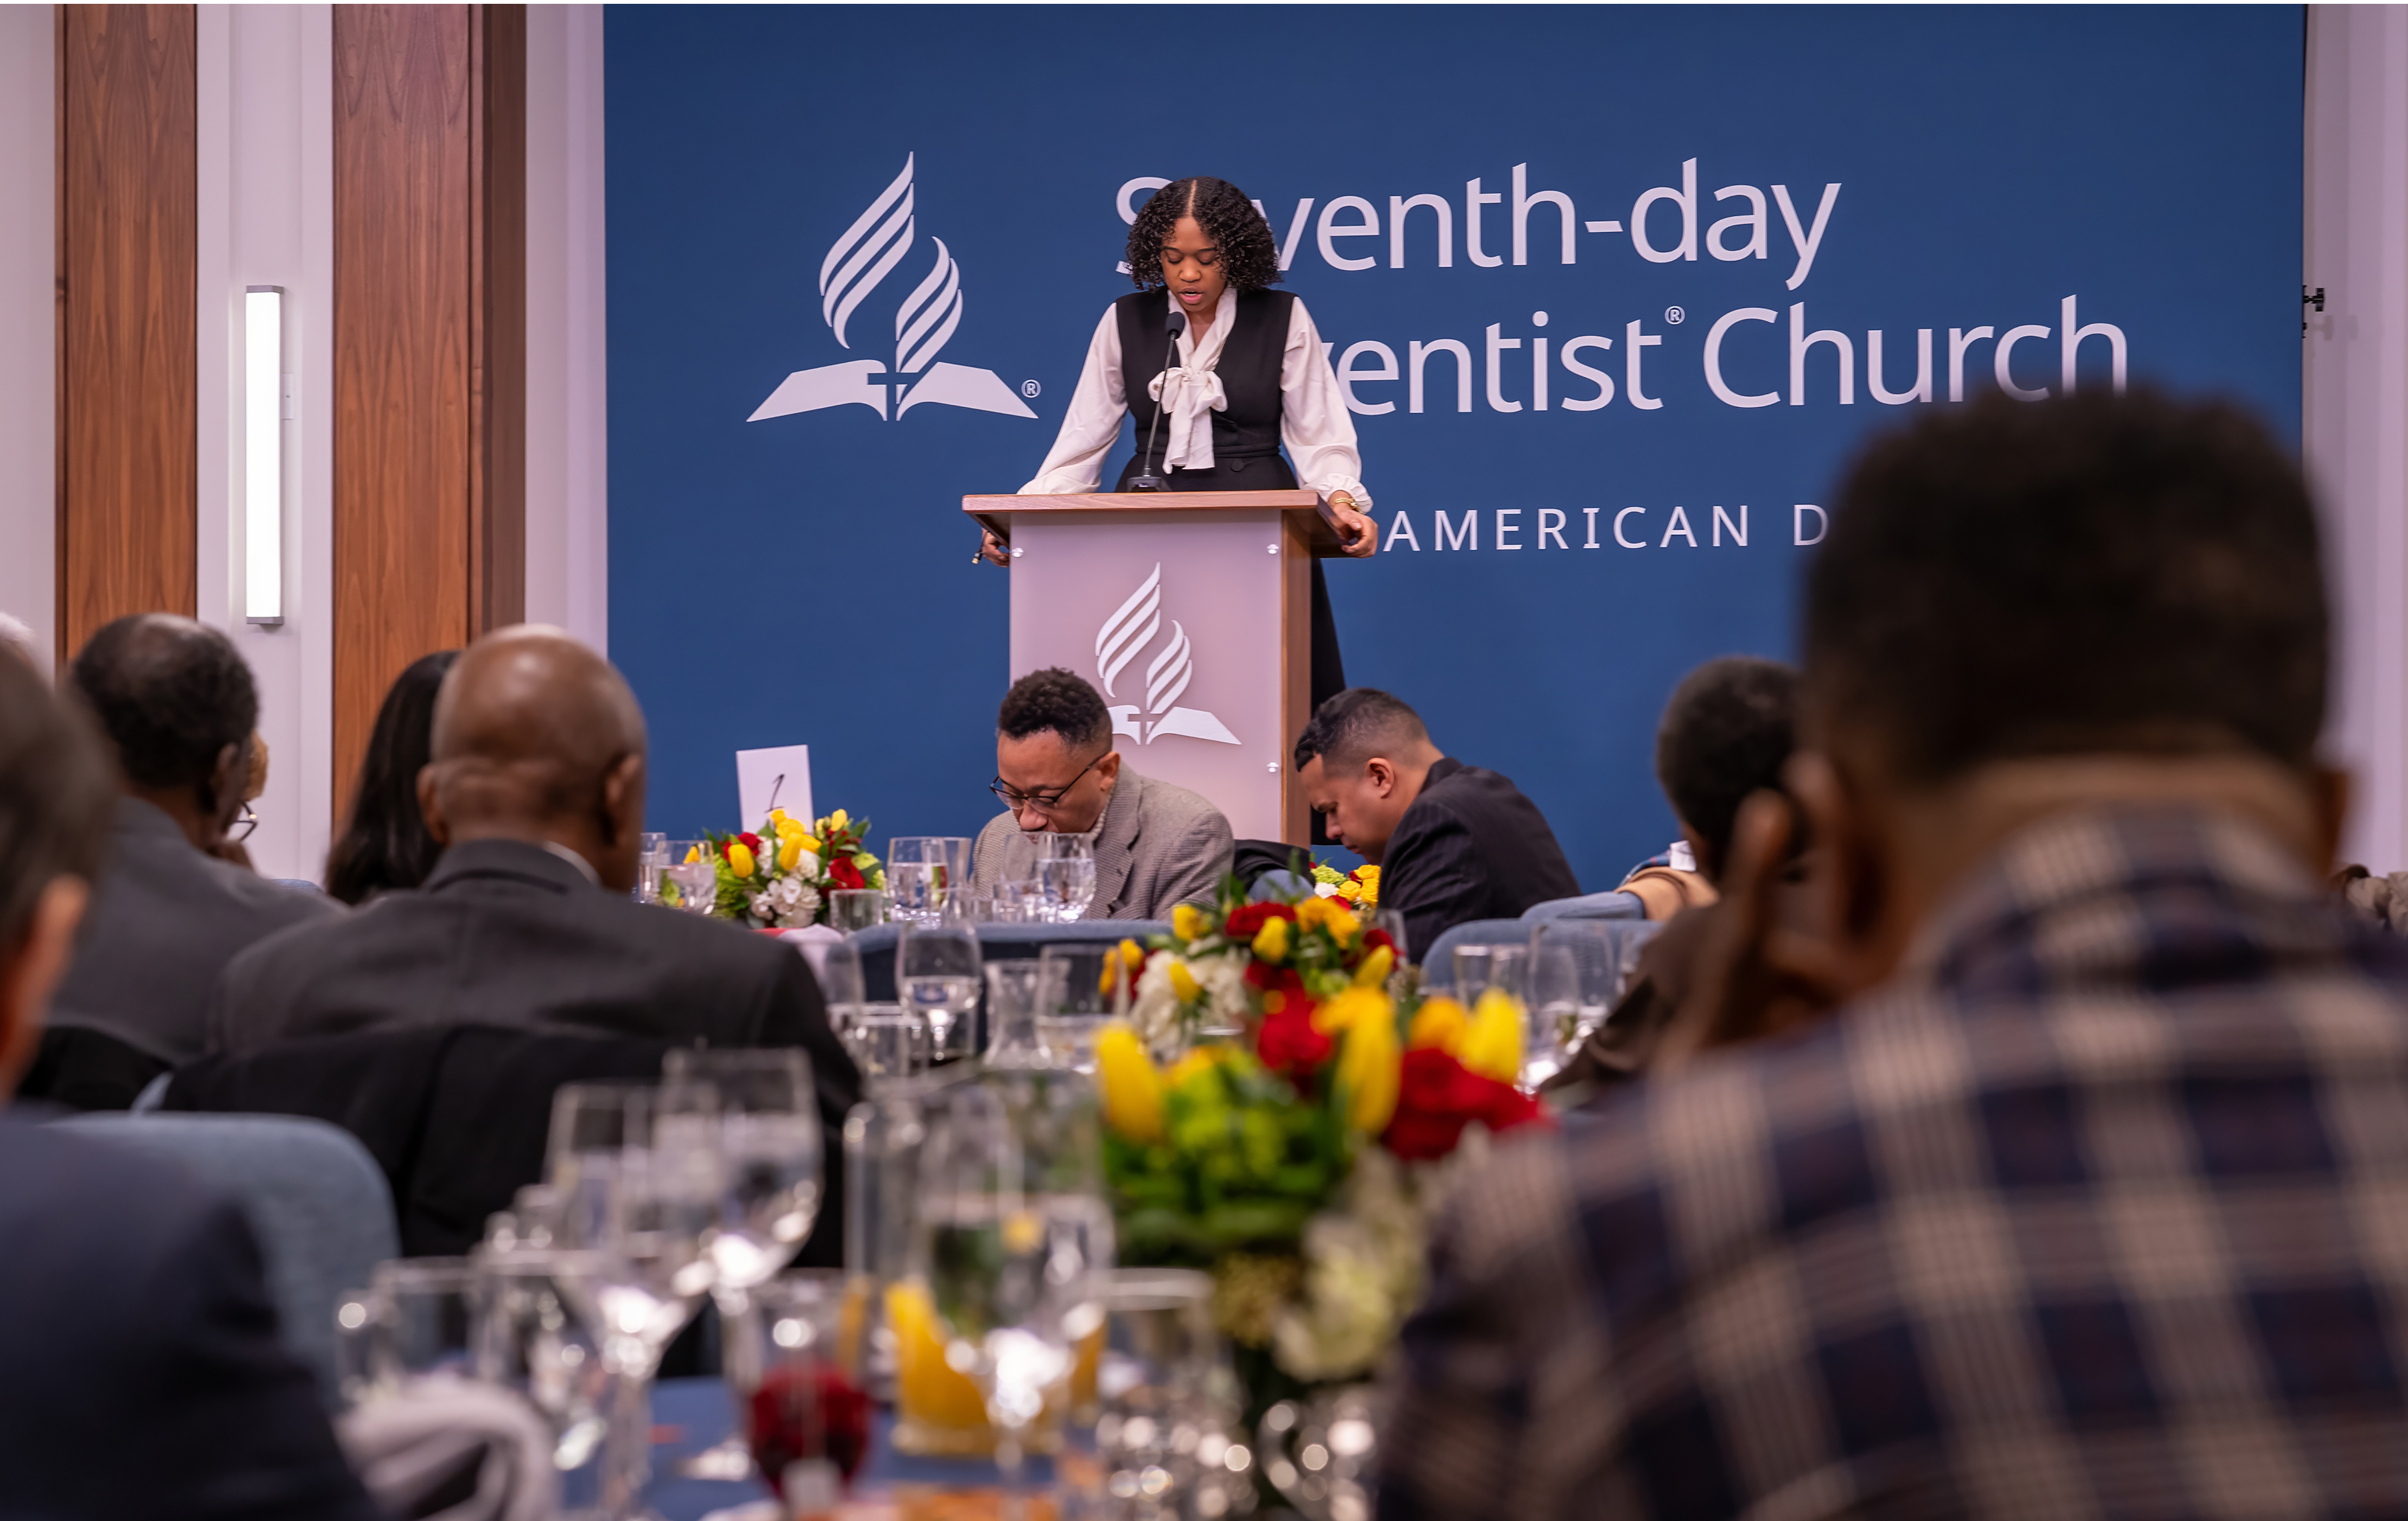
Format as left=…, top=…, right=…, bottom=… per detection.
left=1422, top=917, right=1662, bottom=993
left=1521, top=889, right=1644, bottom=923
left=61, top=1112, right=397, bottom=1406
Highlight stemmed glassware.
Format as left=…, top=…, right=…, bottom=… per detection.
left=887, top=837, right=973, bottom=927
left=1032, top=834, right=1096, bottom=923
left=545, top=1079, right=723, bottom=1519
left=912, top=1085, right=1113, bottom=1519
left=1034, top=942, right=1129, bottom=1072
left=897, top=921, right=982, bottom=1060
left=660, top=1049, right=826, bottom=1483
left=1525, top=921, right=1626, bottom=1086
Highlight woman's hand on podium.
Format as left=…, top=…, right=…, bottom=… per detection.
left=978, top=528, right=1011, bottom=566
left=1326, top=492, right=1378, bottom=557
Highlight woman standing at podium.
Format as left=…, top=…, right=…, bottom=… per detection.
left=985, top=176, right=1377, bottom=716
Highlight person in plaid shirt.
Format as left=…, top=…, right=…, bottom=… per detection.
left=1383, top=390, right=2408, bottom=1520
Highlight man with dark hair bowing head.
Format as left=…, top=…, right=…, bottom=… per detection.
left=212, top=628, right=852, bottom=1102
left=0, top=650, right=378, bottom=1518
left=1382, top=391, right=2408, bottom=1521
left=970, top=667, right=1232, bottom=920
left=1295, top=689, right=1577, bottom=957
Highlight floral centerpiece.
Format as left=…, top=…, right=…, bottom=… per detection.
left=676, top=807, right=886, bottom=928
left=1097, top=879, right=1549, bottom=1424
left=1309, top=861, right=1379, bottom=908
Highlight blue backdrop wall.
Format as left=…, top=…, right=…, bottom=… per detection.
left=606, top=3, right=2302, bottom=890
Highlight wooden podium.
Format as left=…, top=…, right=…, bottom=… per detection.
left=964, top=490, right=1346, bottom=844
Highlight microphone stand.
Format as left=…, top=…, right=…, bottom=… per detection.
left=1129, top=311, right=1188, bottom=492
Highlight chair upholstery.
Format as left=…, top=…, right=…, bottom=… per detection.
left=1521, top=889, right=1645, bottom=923
left=850, top=921, right=1170, bottom=1003
left=1421, top=917, right=1663, bottom=993
left=16, top=1024, right=171, bottom=1111
left=58, top=1112, right=397, bottom=1406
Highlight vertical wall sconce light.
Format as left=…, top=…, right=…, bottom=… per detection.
left=243, top=285, right=284, bottom=626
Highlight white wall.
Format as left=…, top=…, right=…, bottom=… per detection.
left=2306, top=4, right=2408, bottom=871
left=0, top=8, right=53, bottom=672
left=195, top=4, right=336, bottom=883
left=526, top=4, right=609, bottom=653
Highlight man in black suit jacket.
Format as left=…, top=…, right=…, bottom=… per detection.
left=0, top=647, right=377, bottom=1519
left=209, top=627, right=858, bottom=1123
left=1295, top=688, right=1580, bottom=959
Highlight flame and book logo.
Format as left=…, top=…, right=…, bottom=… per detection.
left=1095, top=565, right=1240, bottom=747
left=748, top=155, right=1037, bottom=424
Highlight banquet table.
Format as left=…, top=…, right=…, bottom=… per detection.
left=644, top=1377, right=1071, bottom=1521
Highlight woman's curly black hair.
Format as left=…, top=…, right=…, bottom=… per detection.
left=1125, top=177, right=1282, bottom=293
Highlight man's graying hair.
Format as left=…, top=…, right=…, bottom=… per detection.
left=1295, top=688, right=1430, bottom=773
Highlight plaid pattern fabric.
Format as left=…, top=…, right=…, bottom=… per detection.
left=1383, top=805, right=2408, bottom=1521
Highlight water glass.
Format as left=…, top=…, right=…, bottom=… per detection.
left=1032, top=834, right=1097, bottom=923
left=474, top=1227, right=609, bottom=1472
left=1529, top=920, right=1626, bottom=1052
left=664, top=841, right=717, bottom=916
left=1036, top=943, right=1127, bottom=1073
left=899, top=922, right=982, bottom=1059
left=1096, top=1269, right=1241, bottom=1521
left=637, top=833, right=669, bottom=904
left=843, top=1004, right=930, bottom=1084
left=998, top=878, right=1046, bottom=923
left=1453, top=942, right=1528, bottom=1004
left=983, top=960, right=1047, bottom=1067
left=887, top=837, right=972, bottom=927
left=816, top=940, right=866, bottom=1028
left=914, top=1084, right=1114, bottom=1515
left=1522, top=937, right=1582, bottom=1089
left=828, top=888, right=887, bottom=933
left=368, top=1257, right=478, bottom=1390
left=743, top=1271, right=869, bottom=1505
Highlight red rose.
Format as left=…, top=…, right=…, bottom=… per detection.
left=826, top=856, right=865, bottom=891
left=1256, top=1004, right=1331, bottom=1076
left=1224, top=901, right=1297, bottom=940
left=1244, top=960, right=1303, bottom=994
left=1361, top=928, right=1396, bottom=956
left=1382, top=1048, right=1549, bottom=1160
left=738, top=831, right=762, bottom=854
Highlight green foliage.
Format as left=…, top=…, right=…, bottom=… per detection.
left=1106, top=1049, right=1350, bottom=1267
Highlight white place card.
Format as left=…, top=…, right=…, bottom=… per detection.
left=736, top=745, right=812, bottom=833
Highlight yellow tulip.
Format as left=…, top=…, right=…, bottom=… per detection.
left=1313, top=985, right=1388, bottom=1036
left=815, top=816, right=830, bottom=836
left=1355, top=865, right=1381, bottom=883
left=1168, top=1045, right=1229, bottom=1089
left=1094, top=1025, right=1165, bottom=1143
left=1457, top=989, right=1523, bottom=1082
left=1352, top=944, right=1395, bottom=988
left=1119, top=939, right=1145, bottom=972
left=777, top=839, right=803, bottom=873
left=726, top=842, right=755, bottom=878
left=829, top=808, right=850, bottom=831
left=683, top=845, right=702, bottom=864
left=1167, top=958, right=1200, bottom=1003
left=775, top=816, right=807, bottom=842
left=1172, top=902, right=1208, bottom=942
left=797, top=835, right=820, bottom=854
left=1336, top=1004, right=1400, bottom=1133
left=1252, top=917, right=1291, bottom=963
left=1408, top=996, right=1469, bottom=1051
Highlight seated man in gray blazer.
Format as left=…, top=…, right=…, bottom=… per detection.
left=970, top=669, right=1232, bottom=921
left=211, top=629, right=857, bottom=1120
left=43, top=615, right=342, bottom=1081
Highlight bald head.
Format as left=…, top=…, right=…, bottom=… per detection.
left=418, top=627, right=649, bottom=891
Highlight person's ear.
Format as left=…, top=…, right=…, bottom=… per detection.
left=1095, top=750, right=1122, bottom=791
left=417, top=763, right=451, bottom=847
left=1679, top=821, right=1719, bottom=884
left=2312, top=764, right=2353, bottom=875
left=0, top=877, right=89, bottom=1097
left=600, top=753, right=646, bottom=846
left=1366, top=758, right=1395, bottom=799
left=1784, top=750, right=1893, bottom=960
left=204, top=738, right=247, bottom=830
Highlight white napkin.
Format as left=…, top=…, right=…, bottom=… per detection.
left=338, top=1376, right=559, bottom=1521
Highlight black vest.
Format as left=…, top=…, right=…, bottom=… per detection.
left=1117, top=287, right=1295, bottom=470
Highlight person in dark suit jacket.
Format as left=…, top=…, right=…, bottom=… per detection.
left=209, top=627, right=858, bottom=1116
left=1294, top=688, right=1579, bottom=959
left=36, top=615, right=342, bottom=1097
left=0, top=645, right=378, bottom=1520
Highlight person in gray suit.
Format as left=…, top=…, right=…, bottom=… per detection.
left=41, top=615, right=342, bottom=1079
left=209, top=629, right=857, bottom=1128
left=971, top=668, right=1232, bottom=920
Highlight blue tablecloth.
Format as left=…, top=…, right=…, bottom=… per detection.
left=646, top=1377, right=1056, bottom=1521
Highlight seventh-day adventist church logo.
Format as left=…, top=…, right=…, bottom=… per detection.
left=748, top=155, right=1037, bottom=425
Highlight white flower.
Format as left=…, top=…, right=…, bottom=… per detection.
left=1129, top=951, right=1188, bottom=1056
left=1272, top=1149, right=1429, bottom=1383
left=1314, top=882, right=1340, bottom=898
left=762, top=874, right=822, bottom=929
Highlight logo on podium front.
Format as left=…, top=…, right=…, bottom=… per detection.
left=1095, top=565, right=1241, bottom=747
left=748, top=155, right=1037, bottom=425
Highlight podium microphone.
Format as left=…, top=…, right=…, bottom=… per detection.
left=1129, top=311, right=1188, bottom=492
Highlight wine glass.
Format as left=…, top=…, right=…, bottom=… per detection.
left=1522, top=937, right=1582, bottom=1089
left=1452, top=942, right=1528, bottom=1004
left=661, top=1049, right=824, bottom=1482
left=1034, top=942, right=1127, bottom=1072
left=1032, top=835, right=1096, bottom=923
left=544, top=1079, right=722, bottom=1519
left=913, top=1086, right=1113, bottom=1518
left=897, top=921, right=982, bottom=1060
left=887, top=837, right=973, bottom=927
left=842, top=1003, right=930, bottom=1083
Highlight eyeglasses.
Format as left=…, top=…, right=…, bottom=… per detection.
left=228, top=802, right=259, bottom=844
left=990, top=751, right=1106, bottom=813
